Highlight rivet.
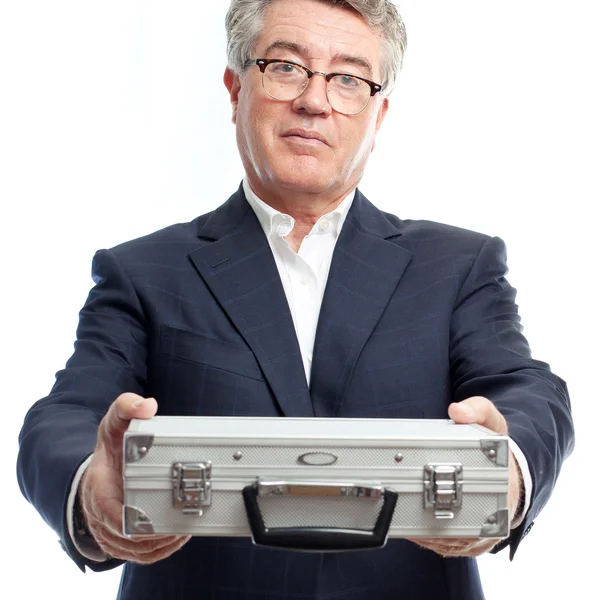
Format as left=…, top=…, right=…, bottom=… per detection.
left=234, top=451, right=243, bottom=461
left=395, top=453, right=404, bottom=463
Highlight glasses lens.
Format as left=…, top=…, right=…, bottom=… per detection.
left=328, top=75, right=371, bottom=115
left=263, top=62, right=308, bottom=101
left=261, top=62, right=373, bottom=115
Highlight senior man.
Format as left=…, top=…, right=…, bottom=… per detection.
left=17, top=1, right=574, bottom=599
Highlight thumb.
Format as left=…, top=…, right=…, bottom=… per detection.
left=100, top=393, right=158, bottom=444
left=448, top=396, right=508, bottom=435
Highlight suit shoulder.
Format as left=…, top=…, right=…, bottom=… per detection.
left=383, top=213, right=497, bottom=252
left=106, top=212, right=213, bottom=260
left=384, top=212, right=489, bottom=242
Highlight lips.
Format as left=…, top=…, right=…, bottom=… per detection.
left=282, top=129, right=329, bottom=146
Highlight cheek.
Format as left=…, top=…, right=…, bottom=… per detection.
left=238, top=85, right=268, bottom=141
left=246, top=113, right=276, bottom=159
left=237, top=104, right=281, bottom=173
left=237, top=98, right=261, bottom=148
left=339, top=118, right=377, bottom=164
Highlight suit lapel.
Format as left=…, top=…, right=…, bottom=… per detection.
left=189, top=188, right=313, bottom=417
left=310, top=191, right=414, bottom=417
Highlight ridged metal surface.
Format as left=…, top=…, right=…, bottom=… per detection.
left=124, top=489, right=499, bottom=533
left=137, top=446, right=491, bottom=468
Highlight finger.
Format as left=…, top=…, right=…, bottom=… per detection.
left=99, top=393, right=158, bottom=444
left=428, top=544, right=493, bottom=558
left=408, top=536, right=499, bottom=549
left=417, top=538, right=473, bottom=546
left=98, top=533, right=192, bottom=565
left=448, top=396, right=508, bottom=435
left=442, top=539, right=499, bottom=557
left=131, top=534, right=192, bottom=564
left=87, top=503, right=190, bottom=552
left=409, top=540, right=464, bottom=556
left=408, top=537, right=498, bottom=557
left=82, top=474, right=184, bottom=545
left=91, top=521, right=189, bottom=555
left=410, top=538, right=475, bottom=551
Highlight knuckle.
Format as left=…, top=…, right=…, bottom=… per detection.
left=115, top=392, right=136, bottom=407
left=129, top=553, right=157, bottom=565
left=138, top=538, right=172, bottom=552
left=125, top=535, right=179, bottom=554
left=125, top=543, right=182, bottom=565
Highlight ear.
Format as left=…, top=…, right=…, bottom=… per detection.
left=371, top=97, right=389, bottom=152
left=224, top=67, right=242, bottom=124
left=376, top=97, right=389, bottom=131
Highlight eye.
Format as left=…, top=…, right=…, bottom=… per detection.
left=271, top=62, right=300, bottom=75
left=336, top=75, right=361, bottom=88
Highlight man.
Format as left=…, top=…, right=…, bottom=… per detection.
left=17, top=0, right=574, bottom=599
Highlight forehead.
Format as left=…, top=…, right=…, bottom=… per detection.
left=255, top=0, right=382, bottom=77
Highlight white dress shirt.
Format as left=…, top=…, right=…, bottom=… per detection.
left=68, top=180, right=532, bottom=561
left=242, top=179, right=354, bottom=384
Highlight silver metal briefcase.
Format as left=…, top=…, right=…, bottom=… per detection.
left=123, top=416, right=510, bottom=551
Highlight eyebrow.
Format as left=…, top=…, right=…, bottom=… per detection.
left=263, top=40, right=376, bottom=80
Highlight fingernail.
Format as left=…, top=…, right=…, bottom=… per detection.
left=132, top=398, right=144, bottom=408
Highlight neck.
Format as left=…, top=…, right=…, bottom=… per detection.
left=248, top=180, right=354, bottom=252
left=246, top=177, right=355, bottom=226
left=244, top=175, right=359, bottom=253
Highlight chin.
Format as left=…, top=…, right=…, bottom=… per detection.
left=271, top=172, right=337, bottom=195
left=268, top=157, right=338, bottom=194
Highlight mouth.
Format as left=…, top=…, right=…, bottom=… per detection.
left=281, top=129, right=329, bottom=146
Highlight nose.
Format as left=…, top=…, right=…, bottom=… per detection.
left=292, top=72, right=333, bottom=116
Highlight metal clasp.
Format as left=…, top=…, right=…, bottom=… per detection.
left=172, top=462, right=212, bottom=515
left=423, top=464, right=463, bottom=519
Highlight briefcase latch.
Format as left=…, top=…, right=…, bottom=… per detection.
left=172, top=462, right=212, bottom=515
left=423, top=464, right=463, bottom=519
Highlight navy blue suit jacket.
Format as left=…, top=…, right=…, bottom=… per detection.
left=17, top=186, right=574, bottom=600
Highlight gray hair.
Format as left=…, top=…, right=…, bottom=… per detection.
left=225, top=0, right=407, bottom=94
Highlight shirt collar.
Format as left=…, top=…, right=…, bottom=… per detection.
left=243, top=177, right=355, bottom=239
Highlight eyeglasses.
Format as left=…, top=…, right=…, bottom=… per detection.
left=247, top=58, right=383, bottom=116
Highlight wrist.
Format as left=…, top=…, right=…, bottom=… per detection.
left=509, top=453, right=525, bottom=526
left=73, top=485, right=93, bottom=540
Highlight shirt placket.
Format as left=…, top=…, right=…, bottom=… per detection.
left=271, top=213, right=339, bottom=384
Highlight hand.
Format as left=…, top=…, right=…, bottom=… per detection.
left=407, top=396, right=523, bottom=558
left=79, top=393, right=191, bottom=564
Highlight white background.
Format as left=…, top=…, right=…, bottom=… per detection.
left=1, top=1, right=598, bottom=598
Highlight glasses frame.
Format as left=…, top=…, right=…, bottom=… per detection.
left=247, top=58, right=383, bottom=115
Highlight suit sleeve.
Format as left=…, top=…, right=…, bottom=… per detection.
left=16, top=249, right=148, bottom=572
left=449, top=236, right=574, bottom=559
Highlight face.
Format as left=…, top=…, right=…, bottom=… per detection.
left=224, top=0, right=389, bottom=203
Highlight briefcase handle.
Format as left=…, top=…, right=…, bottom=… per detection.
left=242, top=479, right=397, bottom=552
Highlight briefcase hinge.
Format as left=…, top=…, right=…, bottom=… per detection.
left=172, top=462, right=212, bottom=515
left=423, top=464, right=463, bottom=519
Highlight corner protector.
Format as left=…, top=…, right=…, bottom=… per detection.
left=123, top=505, right=155, bottom=536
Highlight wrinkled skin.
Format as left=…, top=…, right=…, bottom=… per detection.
left=79, top=393, right=191, bottom=564
left=407, top=396, right=523, bottom=557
